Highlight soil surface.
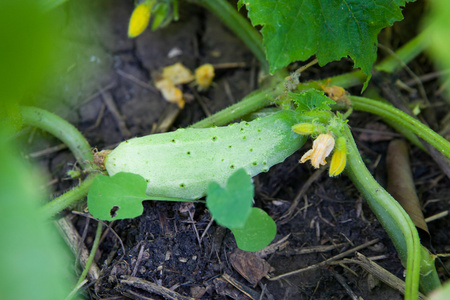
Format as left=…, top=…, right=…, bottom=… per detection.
left=28, top=0, right=449, bottom=299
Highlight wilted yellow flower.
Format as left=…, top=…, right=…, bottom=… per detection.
left=162, top=62, right=195, bottom=85
left=155, top=78, right=185, bottom=109
left=128, top=1, right=154, bottom=38
left=292, top=123, right=315, bottom=135
left=300, top=133, right=335, bottom=168
left=329, top=137, right=347, bottom=176
left=195, top=64, right=215, bottom=90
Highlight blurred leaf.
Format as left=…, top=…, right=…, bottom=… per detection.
left=0, top=1, right=58, bottom=103
left=231, top=207, right=277, bottom=252
left=238, top=0, right=414, bottom=74
left=0, top=140, right=72, bottom=299
left=206, top=168, right=254, bottom=229
left=430, top=280, right=450, bottom=300
left=151, top=2, right=172, bottom=30
left=0, top=103, right=23, bottom=137
left=423, top=0, right=450, bottom=101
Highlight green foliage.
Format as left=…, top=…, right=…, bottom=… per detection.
left=207, top=169, right=277, bottom=252
left=88, top=172, right=149, bottom=221
left=206, top=168, right=253, bottom=228
left=424, top=0, right=450, bottom=100
left=0, top=0, right=59, bottom=103
left=151, top=0, right=179, bottom=30
left=238, top=0, right=414, bottom=74
left=0, top=103, right=22, bottom=137
left=88, top=172, right=193, bottom=221
left=291, top=89, right=335, bottom=113
left=0, top=139, right=72, bottom=299
left=230, top=207, right=277, bottom=252
left=429, top=281, right=450, bottom=300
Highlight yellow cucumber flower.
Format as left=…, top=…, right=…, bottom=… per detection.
left=292, top=123, right=315, bottom=135
left=329, top=137, right=347, bottom=177
left=128, top=1, right=154, bottom=38
left=300, top=133, right=335, bottom=168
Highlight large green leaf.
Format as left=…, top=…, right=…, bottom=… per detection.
left=238, top=0, right=413, bottom=74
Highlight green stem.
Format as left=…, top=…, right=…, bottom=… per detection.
left=190, top=83, right=283, bottom=128
left=20, top=106, right=94, bottom=170
left=40, top=173, right=99, bottom=219
left=350, top=96, right=450, bottom=159
left=68, top=221, right=103, bottom=300
left=419, top=247, right=442, bottom=295
left=344, top=125, right=421, bottom=299
left=187, top=0, right=269, bottom=73
left=376, top=28, right=431, bottom=73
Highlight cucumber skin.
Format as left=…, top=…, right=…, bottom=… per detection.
left=105, top=110, right=306, bottom=199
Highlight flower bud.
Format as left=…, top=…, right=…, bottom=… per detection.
left=292, top=123, right=315, bottom=135
left=128, top=1, right=154, bottom=38
left=329, top=137, right=347, bottom=176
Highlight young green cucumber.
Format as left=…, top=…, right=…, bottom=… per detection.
left=105, top=110, right=306, bottom=199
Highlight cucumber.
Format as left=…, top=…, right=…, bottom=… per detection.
left=105, top=110, right=306, bottom=199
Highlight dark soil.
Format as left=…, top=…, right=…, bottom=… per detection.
left=28, top=0, right=449, bottom=299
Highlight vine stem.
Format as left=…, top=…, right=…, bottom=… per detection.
left=20, top=106, right=100, bottom=218
left=350, top=96, right=450, bottom=159
left=20, top=106, right=94, bottom=170
left=66, top=221, right=103, bottom=300
left=187, top=0, right=269, bottom=73
left=40, top=173, right=99, bottom=219
left=190, top=82, right=283, bottom=128
left=76, top=222, right=102, bottom=286
left=343, top=125, right=421, bottom=300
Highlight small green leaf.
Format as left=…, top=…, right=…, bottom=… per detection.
left=88, top=172, right=149, bottom=221
left=206, top=168, right=254, bottom=229
left=151, top=2, right=171, bottom=30
left=231, top=207, right=276, bottom=252
left=88, top=172, right=199, bottom=221
left=291, top=89, right=334, bottom=113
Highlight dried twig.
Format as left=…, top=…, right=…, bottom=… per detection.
left=120, top=276, right=195, bottom=300
left=342, top=252, right=427, bottom=300
left=268, top=239, right=380, bottom=280
left=55, top=216, right=100, bottom=282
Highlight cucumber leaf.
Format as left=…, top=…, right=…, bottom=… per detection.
left=230, top=207, right=277, bottom=252
left=88, top=172, right=149, bottom=221
left=88, top=172, right=188, bottom=221
left=291, top=89, right=334, bottom=113
left=206, top=168, right=254, bottom=229
left=238, top=0, right=413, bottom=74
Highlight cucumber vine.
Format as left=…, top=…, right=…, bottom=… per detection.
left=12, top=0, right=448, bottom=299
